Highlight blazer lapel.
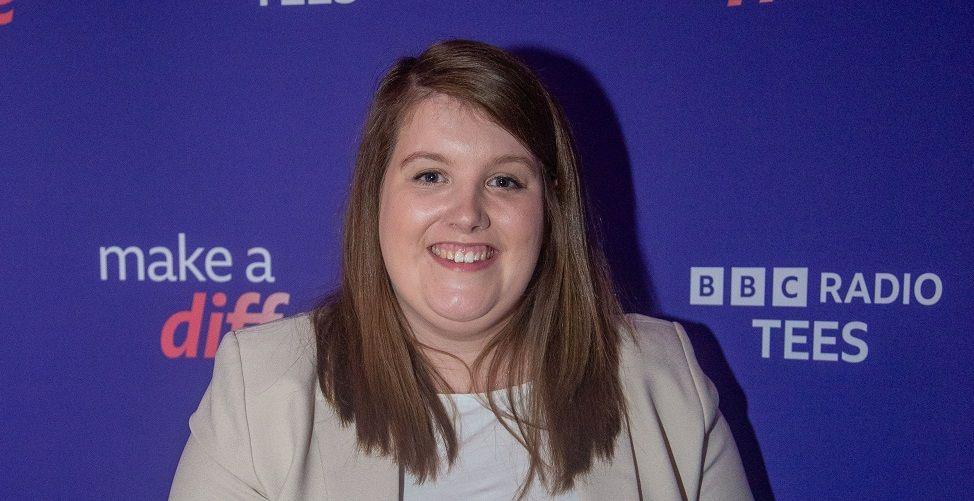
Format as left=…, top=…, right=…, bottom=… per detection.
left=313, top=391, right=400, bottom=500
left=614, top=339, right=690, bottom=501
left=576, top=411, right=642, bottom=501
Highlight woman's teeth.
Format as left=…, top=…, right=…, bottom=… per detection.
left=430, top=244, right=494, bottom=263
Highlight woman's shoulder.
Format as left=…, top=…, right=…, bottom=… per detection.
left=224, top=312, right=318, bottom=397
left=615, top=314, right=753, bottom=499
left=618, top=313, right=696, bottom=371
left=617, top=313, right=720, bottom=424
left=233, top=311, right=315, bottom=347
left=177, top=313, right=323, bottom=499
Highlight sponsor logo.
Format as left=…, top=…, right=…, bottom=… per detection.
left=690, top=267, right=943, bottom=363
left=99, top=233, right=292, bottom=359
left=727, top=0, right=773, bottom=6
left=0, top=0, right=13, bottom=26
left=259, top=0, right=355, bottom=6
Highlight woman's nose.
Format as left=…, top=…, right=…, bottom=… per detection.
left=447, top=184, right=490, bottom=232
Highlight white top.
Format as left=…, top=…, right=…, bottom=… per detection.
left=402, top=385, right=580, bottom=501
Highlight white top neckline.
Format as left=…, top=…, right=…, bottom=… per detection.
left=437, top=381, right=531, bottom=400
left=404, top=381, right=579, bottom=501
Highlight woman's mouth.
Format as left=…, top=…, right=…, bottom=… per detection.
left=428, top=242, right=498, bottom=270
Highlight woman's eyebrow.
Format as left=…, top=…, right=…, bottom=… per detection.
left=400, top=151, right=450, bottom=170
left=488, top=153, right=538, bottom=171
left=399, top=151, right=538, bottom=171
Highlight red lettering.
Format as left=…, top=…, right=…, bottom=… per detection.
left=0, top=0, right=12, bottom=26
left=160, top=292, right=206, bottom=358
left=203, top=293, right=228, bottom=358
left=160, top=291, right=290, bottom=358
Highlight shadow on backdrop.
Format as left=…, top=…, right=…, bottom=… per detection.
left=512, top=46, right=774, bottom=501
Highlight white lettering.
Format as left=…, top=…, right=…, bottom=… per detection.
left=812, top=321, right=839, bottom=362
left=731, top=267, right=765, bottom=306
left=246, top=247, right=276, bottom=283
left=913, top=273, right=942, bottom=306
left=820, top=272, right=841, bottom=304
left=844, top=273, right=871, bottom=304
left=752, top=318, right=868, bottom=363
left=147, top=246, right=176, bottom=282
left=752, top=319, right=781, bottom=359
left=873, top=273, right=899, bottom=304
left=99, top=246, right=145, bottom=281
left=841, top=321, right=868, bottom=362
left=178, top=233, right=206, bottom=282
left=783, top=320, right=810, bottom=360
left=772, top=268, right=808, bottom=307
left=690, top=267, right=723, bottom=305
left=205, top=247, right=233, bottom=283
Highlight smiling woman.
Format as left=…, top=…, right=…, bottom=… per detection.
left=170, top=40, right=753, bottom=501
left=380, top=94, right=546, bottom=362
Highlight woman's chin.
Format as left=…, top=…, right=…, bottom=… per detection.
left=425, top=301, right=503, bottom=331
left=429, top=306, right=492, bottom=325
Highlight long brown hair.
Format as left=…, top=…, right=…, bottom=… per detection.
left=311, top=39, right=632, bottom=497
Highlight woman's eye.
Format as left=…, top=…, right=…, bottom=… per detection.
left=488, top=176, right=524, bottom=190
left=413, top=171, right=443, bottom=184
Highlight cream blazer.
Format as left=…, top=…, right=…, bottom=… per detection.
left=169, top=313, right=753, bottom=500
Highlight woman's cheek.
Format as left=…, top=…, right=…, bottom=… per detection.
left=510, top=197, right=544, bottom=233
left=412, top=197, right=443, bottom=223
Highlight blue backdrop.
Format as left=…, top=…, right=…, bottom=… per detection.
left=3, top=1, right=972, bottom=499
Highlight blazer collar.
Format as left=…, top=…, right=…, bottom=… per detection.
left=313, top=387, right=641, bottom=500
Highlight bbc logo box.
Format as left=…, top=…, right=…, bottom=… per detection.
left=690, top=267, right=809, bottom=307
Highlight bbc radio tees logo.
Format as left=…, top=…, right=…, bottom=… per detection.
left=690, top=267, right=943, bottom=363
left=99, top=233, right=291, bottom=359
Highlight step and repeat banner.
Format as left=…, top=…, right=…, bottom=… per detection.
left=3, top=1, right=972, bottom=499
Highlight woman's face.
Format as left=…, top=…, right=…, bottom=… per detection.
left=378, top=93, right=545, bottom=340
